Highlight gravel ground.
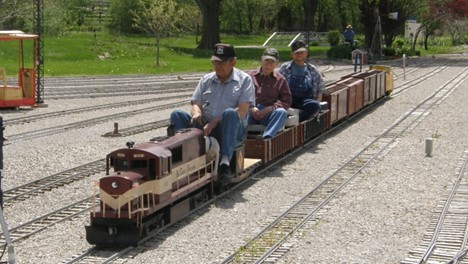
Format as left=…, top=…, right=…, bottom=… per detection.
left=0, top=54, right=466, bottom=263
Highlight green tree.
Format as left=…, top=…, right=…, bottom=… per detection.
left=133, top=0, right=181, bottom=67
left=0, top=0, right=33, bottom=30
left=420, top=0, right=468, bottom=48
left=44, top=0, right=69, bottom=36
left=64, top=0, right=94, bottom=29
left=108, top=0, right=142, bottom=33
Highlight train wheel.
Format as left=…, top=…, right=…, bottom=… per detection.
left=157, top=218, right=165, bottom=229
left=108, top=226, right=117, bottom=235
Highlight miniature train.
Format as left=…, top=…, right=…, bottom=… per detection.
left=85, top=66, right=394, bottom=247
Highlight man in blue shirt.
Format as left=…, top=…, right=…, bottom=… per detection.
left=170, top=43, right=255, bottom=184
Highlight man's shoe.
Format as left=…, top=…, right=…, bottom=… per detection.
left=218, top=164, right=232, bottom=185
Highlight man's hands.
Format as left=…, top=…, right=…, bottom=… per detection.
left=203, top=117, right=220, bottom=136
left=191, top=112, right=203, bottom=126
left=250, top=106, right=274, bottom=121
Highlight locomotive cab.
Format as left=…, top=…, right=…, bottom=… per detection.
left=106, top=145, right=172, bottom=180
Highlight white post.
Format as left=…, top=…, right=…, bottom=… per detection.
left=403, top=54, right=406, bottom=80
left=0, top=206, right=16, bottom=263
left=425, top=138, right=434, bottom=157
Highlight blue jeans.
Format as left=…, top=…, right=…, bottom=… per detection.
left=170, top=109, right=246, bottom=160
left=248, top=105, right=288, bottom=138
left=291, top=98, right=320, bottom=122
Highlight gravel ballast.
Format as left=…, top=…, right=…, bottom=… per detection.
left=0, top=54, right=466, bottom=263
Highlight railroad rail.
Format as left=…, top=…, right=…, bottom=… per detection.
left=402, top=149, right=468, bottom=264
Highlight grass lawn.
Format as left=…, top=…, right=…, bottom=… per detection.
left=0, top=31, right=464, bottom=77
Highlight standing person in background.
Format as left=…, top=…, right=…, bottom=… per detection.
left=278, top=40, right=325, bottom=122
left=343, top=25, right=355, bottom=45
left=248, top=48, right=292, bottom=139
left=169, top=43, right=255, bottom=185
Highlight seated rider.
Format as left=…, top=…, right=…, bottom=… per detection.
left=248, top=48, right=292, bottom=139
left=169, top=43, right=255, bottom=185
left=278, top=40, right=326, bottom=122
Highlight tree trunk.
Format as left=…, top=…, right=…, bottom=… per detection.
left=359, top=0, right=378, bottom=49
left=303, top=0, right=318, bottom=32
left=156, top=33, right=160, bottom=67
left=196, top=0, right=221, bottom=50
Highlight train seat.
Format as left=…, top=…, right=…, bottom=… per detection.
left=246, top=107, right=306, bottom=136
left=285, top=108, right=300, bottom=127
left=0, top=68, right=6, bottom=87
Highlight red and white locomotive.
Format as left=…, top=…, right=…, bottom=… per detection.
left=86, top=129, right=223, bottom=246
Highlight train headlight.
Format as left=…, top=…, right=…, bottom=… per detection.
left=111, top=182, right=118, bottom=189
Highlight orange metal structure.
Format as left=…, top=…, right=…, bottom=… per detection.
left=0, top=30, right=38, bottom=108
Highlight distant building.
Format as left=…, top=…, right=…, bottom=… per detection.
left=405, top=20, right=425, bottom=42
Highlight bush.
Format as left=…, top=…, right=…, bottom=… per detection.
left=326, top=44, right=354, bottom=60
left=383, top=47, right=396, bottom=56
left=310, top=41, right=319, bottom=46
left=395, top=47, right=420, bottom=57
left=393, top=39, right=404, bottom=48
left=327, top=30, right=341, bottom=46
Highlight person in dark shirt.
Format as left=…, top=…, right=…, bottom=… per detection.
left=278, top=40, right=325, bottom=122
left=248, top=48, right=292, bottom=139
left=343, top=25, right=355, bottom=45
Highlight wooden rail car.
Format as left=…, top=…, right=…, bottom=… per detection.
left=0, top=30, right=38, bottom=108
left=245, top=66, right=393, bottom=164
left=86, top=66, right=393, bottom=247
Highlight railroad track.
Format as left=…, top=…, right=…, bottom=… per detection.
left=4, top=101, right=187, bottom=144
left=0, top=61, right=452, bottom=262
left=58, top=63, right=465, bottom=264
left=43, top=73, right=203, bottom=87
left=63, top=247, right=133, bottom=264
left=0, top=197, right=95, bottom=245
left=0, top=63, right=451, bottom=257
left=2, top=159, right=105, bottom=206
left=101, top=119, right=170, bottom=137
left=391, top=65, right=448, bottom=98
left=402, top=149, right=468, bottom=264
left=218, top=67, right=467, bottom=263
left=44, top=84, right=195, bottom=100
left=4, top=94, right=190, bottom=126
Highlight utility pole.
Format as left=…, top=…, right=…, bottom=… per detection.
left=33, top=0, right=45, bottom=105
left=303, top=0, right=312, bottom=61
left=370, top=7, right=383, bottom=60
